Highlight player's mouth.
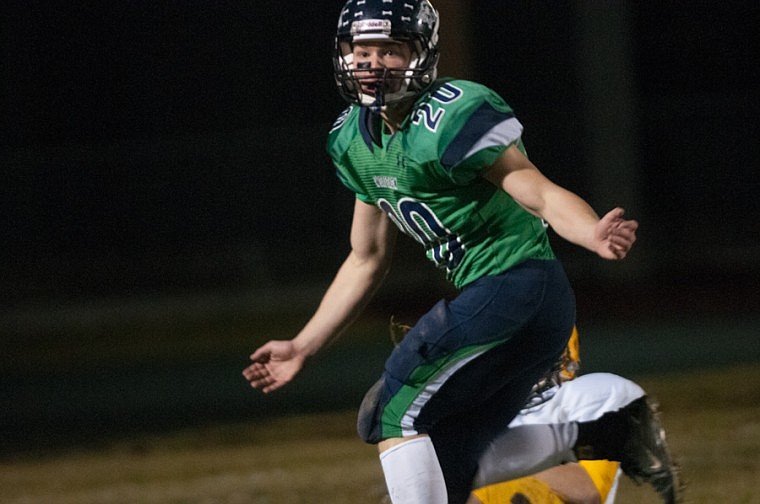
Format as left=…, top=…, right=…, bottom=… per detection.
left=358, top=74, right=403, bottom=96
left=359, top=79, right=382, bottom=96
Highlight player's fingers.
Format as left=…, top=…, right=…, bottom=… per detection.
left=610, top=221, right=637, bottom=238
left=249, top=376, right=275, bottom=390
left=609, top=246, right=629, bottom=259
left=261, top=379, right=287, bottom=394
left=245, top=371, right=284, bottom=393
left=607, top=244, right=627, bottom=260
left=622, top=218, right=639, bottom=229
left=246, top=364, right=279, bottom=386
left=608, top=233, right=634, bottom=248
left=611, top=232, right=636, bottom=253
left=615, top=220, right=639, bottom=234
left=600, top=207, right=625, bottom=226
left=242, top=362, right=268, bottom=380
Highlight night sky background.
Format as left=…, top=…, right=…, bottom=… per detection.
left=3, top=1, right=759, bottom=306
left=1, top=1, right=759, bottom=448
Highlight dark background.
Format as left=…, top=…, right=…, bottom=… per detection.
left=2, top=1, right=759, bottom=452
left=2, top=1, right=759, bottom=305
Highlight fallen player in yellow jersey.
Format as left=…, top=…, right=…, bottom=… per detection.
left=468, top=327, right=677, bottom=503
left=470, top=460, right=620, bottom=504
left=384, top=322, right=680, bottom=504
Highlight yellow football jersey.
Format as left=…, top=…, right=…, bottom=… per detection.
left=579, top=460, right=620, bottom=503
left=471, top=475, right=563, bottom=503
left=472, top=460, right=620, bottom=503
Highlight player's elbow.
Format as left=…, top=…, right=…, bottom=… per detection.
left=348, top=248, right=393, bottom=283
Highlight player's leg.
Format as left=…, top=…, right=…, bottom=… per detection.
left=559, top=374, right=680, bottom=501
left=377, top=435, right=448, bottom=504
left=430, top=260, right=574, bottom=502
left=358, top=379, right=447, bottom=504
left=474, top=373, right=680, bottom=503
left=363, top=322, right=567, bottom=503
left=575, top=395, right=681, bottom=504
left=429, top=344, right=562, bottom=503
left=474, top=423, right=578, bottom=487
left=475, top=372, right=644, bottom=488
left=359, top=260, right=574, bottom=504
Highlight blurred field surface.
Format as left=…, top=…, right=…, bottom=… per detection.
left=3, top=283, right=759, bottom=503
left=3, top=363, right=759, bottom=504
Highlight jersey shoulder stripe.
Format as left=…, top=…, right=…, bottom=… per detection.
left=325, top=80, right=524, bottom=199
left=426, top=79, right=523, bottom=184
left=440, top=101, right=517, bottom=170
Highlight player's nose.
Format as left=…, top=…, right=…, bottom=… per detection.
left=371, top=50, right=389, bottom=68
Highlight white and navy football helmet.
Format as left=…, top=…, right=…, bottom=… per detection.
left=333, top=0, right=440, bottom=110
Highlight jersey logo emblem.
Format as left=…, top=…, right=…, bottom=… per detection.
left=373, top=176, right=398, bottom=189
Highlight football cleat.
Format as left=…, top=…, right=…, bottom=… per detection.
left=619, top=396, right=682, bottom=504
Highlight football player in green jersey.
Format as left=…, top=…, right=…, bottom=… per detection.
left=243, top=1, right=644, bottom=503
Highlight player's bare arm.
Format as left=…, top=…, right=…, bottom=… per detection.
left=466, top=462, right=601, bottom=504
left=483, top=144, right=638, bottom=260
left=292, top=198, right=397, bottom=358
left=532, top=464, right=602, bottom=504
left=243, top=199, right=397, bottom=393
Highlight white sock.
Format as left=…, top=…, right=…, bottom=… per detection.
left=379, top=436, right=448, bottom=504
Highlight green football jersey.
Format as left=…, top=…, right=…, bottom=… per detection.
left=326, top=79, right=555, bottom=289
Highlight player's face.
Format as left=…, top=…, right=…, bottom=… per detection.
left=351, top=40, right=412, bottom=96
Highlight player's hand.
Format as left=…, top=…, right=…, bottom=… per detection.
left=242, top=340, right=306, bottom=393
left=594, top=207, right=638, bottom=260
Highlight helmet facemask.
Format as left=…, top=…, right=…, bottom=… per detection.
left=333, top=0, right=440, bottom=111
left=335, top=39, right=437, bottom=111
